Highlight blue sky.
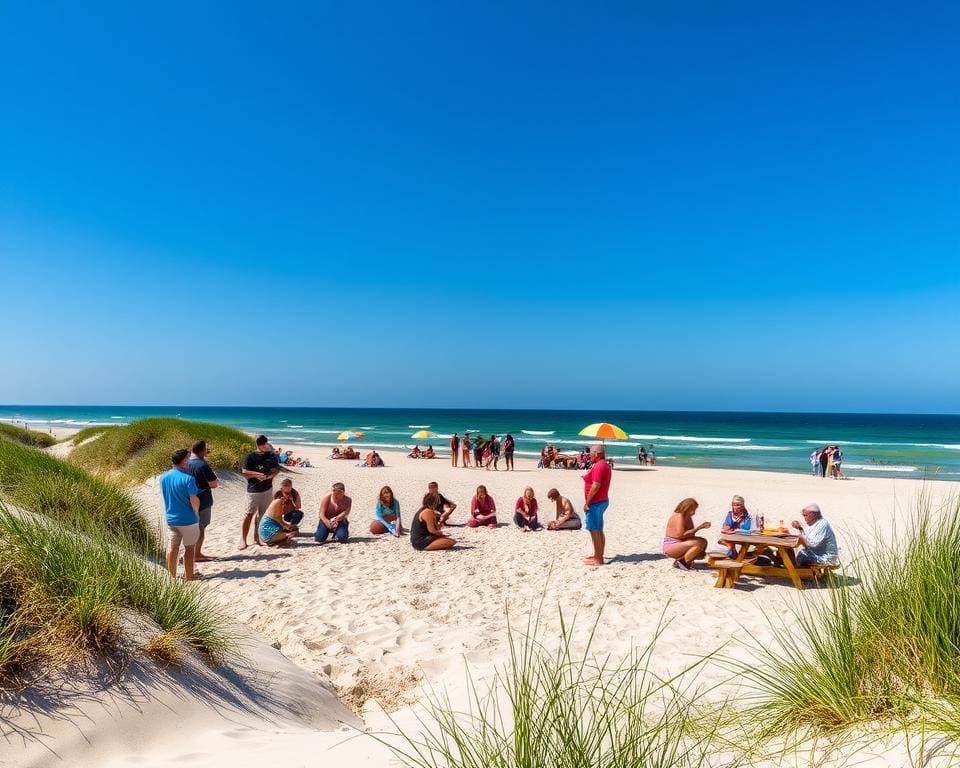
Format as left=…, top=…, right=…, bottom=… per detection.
left=1, top=2, right=957, bottom=412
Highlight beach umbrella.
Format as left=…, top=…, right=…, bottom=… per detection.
left=337, top=430, right=365, bottom=441
left=578, top=422, right=628, bottom=441
left=411, top=430, right=436, bottom=440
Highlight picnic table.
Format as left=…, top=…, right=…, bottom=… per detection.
left=709, top=532, right=818, bottom=590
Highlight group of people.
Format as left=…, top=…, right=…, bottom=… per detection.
left=661, top=494, right=839, bottom=571
left=637, top=446, right=656, bottom=465
left=449, top=433, right=516, bottom=471
left=159, top=434, right=838, bottom=584
left=408, top=445, right=437, bottom=459
left=810, top=446, right=843, bottom=479
left=539, top=445, right=587, bottom=469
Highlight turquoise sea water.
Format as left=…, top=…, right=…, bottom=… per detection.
left=3, top=405, right=960, bottom=481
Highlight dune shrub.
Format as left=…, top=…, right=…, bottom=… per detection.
left=70, top=417, right=252, bottom=484
left=0, top=422, right=57, bottom=448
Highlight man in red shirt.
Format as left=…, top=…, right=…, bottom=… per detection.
left=582, top=444, right=612, bottom=566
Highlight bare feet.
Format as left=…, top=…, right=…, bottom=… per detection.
left=239, top=541, right=249, bottom=550
left=195, top=554, right=216, bottom=562
left=582, top=557, right=604, bottom=566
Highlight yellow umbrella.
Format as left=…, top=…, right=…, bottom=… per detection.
left=411, top=430, right=436, bottom=439
left=337, top=430, right=365, bottom=441
left=578, top=422, right=628, bottom=441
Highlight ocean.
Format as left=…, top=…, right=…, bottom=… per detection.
left=2, top=405, right=960, bottom=481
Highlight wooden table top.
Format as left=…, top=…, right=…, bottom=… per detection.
left=722, top=532, right=800, bottom=548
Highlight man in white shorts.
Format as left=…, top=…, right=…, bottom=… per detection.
left=160, top=448, right=201, bottom=581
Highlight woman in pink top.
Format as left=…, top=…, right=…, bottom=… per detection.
left=514, top=487, right=542, bottom=531
left=466, top=485, right=498, bottom=528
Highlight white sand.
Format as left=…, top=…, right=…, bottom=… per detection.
left=13, top=444, right=960, bottom=766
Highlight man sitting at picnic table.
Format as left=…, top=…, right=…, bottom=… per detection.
left=791, top=503, right=839, bottom=566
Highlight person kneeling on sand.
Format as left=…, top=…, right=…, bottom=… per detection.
left=161, top=449, right=201, bottom=581
left=410, top=506, right=456, bottom=552
left=663, top=497, right=710, bottom=571
left=274, top=478, right=304, bottom=526
left=546, top=488, right=581, bottom=530
left=259, top=498, right=299, bottom=546
left=792, top=503, right=839, bottom=566
left=466, top=484, right=497, bottom=528
left=370, top=485, right=402, bottom=537
left=514, top=487, right=542, bottom=531
left=316, top=482, right=352, bottom=543
left=422, top=481, right=457, bottom=525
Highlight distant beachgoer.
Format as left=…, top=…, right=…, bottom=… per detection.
left=258, top=498, right=299, bottom=546
left=718, top=494, right=750, bottom=557
left=462, top=432, right=472, bottom=467
left=819, top=447, right=829, bottom=479
left=514, top=487, right=541, bottom=531
left=503, top=434, right=515, bottom=470
left=467, top=484, right=498, bottom=528
left=274, top=477, right=304, bottom=526
left=662, top=497, right=710, bottom=571
left=638, top=446, right=647, bottom=465
left=370, top=485, right=402, bottom=537
left=160, top=449, right=201, bottom=581
left=546, top=488, right=581, bottom=530
left=582, top=444, right=612, bottom=566
left=649, top=450, right=656, bottom=465
left=241, top=435, right=280, bottom=549
left=409, top=445, right=421, bottom=459
left=315, top=482, right=352, bottom=543
left=422, top=481, right=457, bottom=524
left=363, top=450, right=384, bottom=467
left=424, top=445, right=436, bottom=459
left=474, top=438, right=484, bottom=468
left=792, top=504, right=839, bottom=565
left=491, top=435, right=501, bottom=470
left=187, top=440, right=219, bottom=563
left=482, top=442, right=493, bottom=469
left=450, top=433, right=459, bottom=467
left=832, top=447, right=843, bottom=479
left=810, top=449, right=821, bottom=476
left=410, top=506, right=456, bottom=552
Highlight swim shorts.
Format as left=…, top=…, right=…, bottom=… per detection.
left=584, top=500, right=609, bottom=532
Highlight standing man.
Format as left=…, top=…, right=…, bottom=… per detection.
left=461, top=432, right=472, bottom=468
left=450, top=432, right=460, bottom=467
left=160, top=449, right=201, bottom=581
left=241, top=435, right=280, bottom=549
left=316, top=482, right=352, bottom=543
left=187, top=440, right=219, bottom=562
left=582, top=443, right=612, bottom=566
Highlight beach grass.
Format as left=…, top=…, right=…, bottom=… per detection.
left=378, top=606, right=732, bottom=768
left=70, top=417, right=252, bottom=484
left=0, top=422, right=57, bottom=448
left=0, top=439, right=160, bottom=556
left=70, top=424, right=117, bottom=445
left=737, top=493, right=960, bottom=742
left=0, top=503, right=233, bottom=683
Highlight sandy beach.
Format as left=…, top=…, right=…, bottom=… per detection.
left=78, top=445, right=956, bottom=766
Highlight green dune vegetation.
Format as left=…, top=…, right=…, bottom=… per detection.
left=70, top=423, right=117, bottom=445
left=70, top=417, right=253, bottom=483
left=0, top=440, right=233, bottom=687
left=0, top=421, right=57, bottom=448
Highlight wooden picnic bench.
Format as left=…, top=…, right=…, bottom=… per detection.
left=708, top=532, right=835, bottom=590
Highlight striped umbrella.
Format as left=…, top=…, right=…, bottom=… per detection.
left=337, top=430, right=365, bottom=441
left=578, top=422, right=628, bottom=441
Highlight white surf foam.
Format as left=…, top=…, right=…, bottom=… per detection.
left=844, top=463, right=918, bottom=473
left=408, top=425, right=431, bottom=429
left=629, top=434, right=751, bottom=443
left=522, top=430, right=555, bottom=436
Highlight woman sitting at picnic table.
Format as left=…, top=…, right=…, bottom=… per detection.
left=663, top=497, right=711, bottom=571
left=370, top=485, right=402, bottom=537
left=466, top=485, right=498, bottom=528
left=514, top=487, right=542, bottom=531
left=718, top=494, right=751, bottom=557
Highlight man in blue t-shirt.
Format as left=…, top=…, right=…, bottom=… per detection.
left=161, top=448, right=201, bottom=581
left=187, top=440, right=219, bottom=562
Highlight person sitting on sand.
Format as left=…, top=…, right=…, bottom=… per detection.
left=259, top=497, right=299, bottom=546
left=330, top=446, right=342, bottom=458
left=370, top=485, right=402, bottom=537
left=663, top=497, right=711, bottom=571
left=466, top=484, right=498, bottom=528
left=514, top=487, right=542, bottom=531
left=315, top=482, right=352, bottom=543
left=422, top=481, right=457, bottom=525
left=792, top=504, right=839, bottom=566
left=424, top=445, right=436, bottom=459
left=274, top=478, right=304, bottom=526
left=718, top=494, right=751, bottom=557
left=546, top=488, right=581, bottom=530
left=409, top=506, right=456, bottom=552
left=540, top=446, right=552, bottom=468
left=364, top=450, right=384, bottom=467
left=408, top=445, right=421, bottom=459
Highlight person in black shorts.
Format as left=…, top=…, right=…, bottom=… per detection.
left=410, top=506, right=456, bottom=551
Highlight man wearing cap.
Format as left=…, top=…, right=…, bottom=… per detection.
left=791, top=504, right=839, bottom=565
